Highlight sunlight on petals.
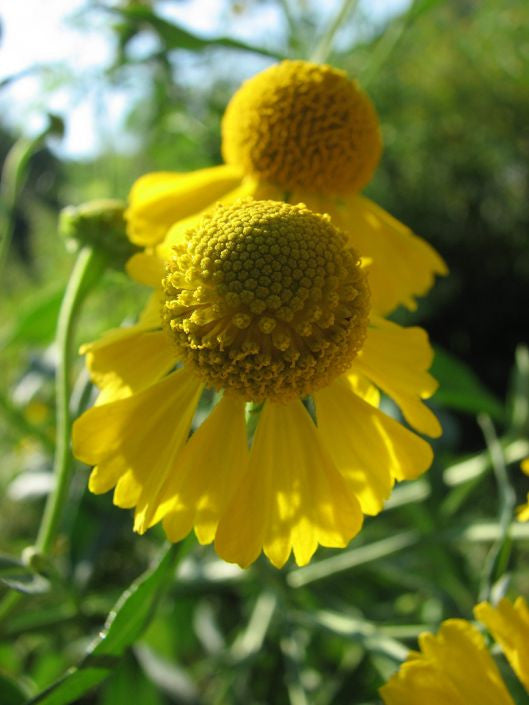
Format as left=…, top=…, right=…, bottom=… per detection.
left=215, top=400, right=363, bottom=568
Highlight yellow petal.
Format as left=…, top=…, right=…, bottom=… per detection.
left=345, top=369, right=380, bottom=407
left=82, top=327, right=175, bottom=403
left=126, top=165, right=243, bottom=246
left=156, top=178, right=261, bottom=258
left=475, top=596, right=529, bottom=694
left=380, top=619, right=514, bottom=705
left=214, top=400, right=363, bottom=569
left=291, top=190, right=447, bottom=316
left=349, top=195, right=447, bottom=315
left=351, top=317, right=441, bottom=437
left=87, top=292, right=168, bottom=406
left=158, top=213, right=204, bottom=258
left=126, top=252, right=165, bottom=287
left=517, top=497, right=529, bottom=521
left=136, top=290, right=165, bottom=327
left=87, top=456, right=130, bottom=495
left=137, top=395, right=250, bottom=543
left=73, top=370, right=202, bottom=515
left=315, top=375, right=433, bottom=515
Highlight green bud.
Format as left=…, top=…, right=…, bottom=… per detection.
left=59, top=199, right=140, bottom=269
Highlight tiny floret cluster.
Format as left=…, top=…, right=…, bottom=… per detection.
left=162, top=200, right=370, bottom=401
left=221, top=60, right=381, bottom=195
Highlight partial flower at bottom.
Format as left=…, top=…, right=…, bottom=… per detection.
left=380, top=596, right=529, bottom=705
left=73, top=200, right=440, bottom=568
left=126, top=60, right=447, bottom=317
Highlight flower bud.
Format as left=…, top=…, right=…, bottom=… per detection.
left=59, top=199, right=140, bottom=268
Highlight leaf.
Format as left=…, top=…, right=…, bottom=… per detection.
left=100, top=652, right=166, bottom=705
left=111, top=5, right=285, bottom=60
left=431, top=347, right=505, bottom=422
left=0, top=555, right=51, bottom=595
left=0, top=554, right=25, bottom=576
left=4, top=286, right=64, bottom=346
left=0, top=673, right=29, bottom=705
left=1, top=574, right=50, bottom=595
left=133, top=645, right=200, bottom=703
left=26, top=543, right=180, bottom=705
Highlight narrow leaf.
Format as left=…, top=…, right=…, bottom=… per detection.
left=0, top=673, right=29, bottom=705
left=27, top=543, right=180, bottom=705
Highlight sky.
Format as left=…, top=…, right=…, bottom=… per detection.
left=0, top=0, right=410, bottom=158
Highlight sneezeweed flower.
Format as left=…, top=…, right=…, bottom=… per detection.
left=73, top=200, right=441, bottom=568
left=380, top=596, right=529, bottom=705
left=517, top=458, right=529, bottom=521
left=126, top=60, right=447, bottom=316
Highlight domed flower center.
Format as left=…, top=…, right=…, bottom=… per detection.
left=162, top=200, right=370, bottom=402
left=221, top=60, right=382, bottom=195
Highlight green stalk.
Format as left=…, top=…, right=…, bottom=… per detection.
left=0, top=592, right=22, bottom=624
left=0, top=138, right=37, bottom=275
left=311, top=0, right=359, bottom=64
left=36, top=246, right=106, bottom=555
left=0, top=117, right=62, bottom=276
left=477, top=414, right=516, bottom=602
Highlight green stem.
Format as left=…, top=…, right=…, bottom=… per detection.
left=477, top=414, right=516, bottom=602
left=36, top=246, right=106, bottom=555
left=0, top=125, right=57, bottom=277
left=0, top=139, right=35, bottom=275
left=311, top=0, right=359, bottom=64
left=0, top=591, right=22, bottom=624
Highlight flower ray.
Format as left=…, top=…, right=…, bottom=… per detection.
left=215, top=400, right=363, bottom=568
left=314, top=375, right=433, bottom=515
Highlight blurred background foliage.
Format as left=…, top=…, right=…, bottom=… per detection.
left=1, top=0, right=529, bottom=703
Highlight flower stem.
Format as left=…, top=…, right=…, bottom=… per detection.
left=36, top=245, right=106, bottom=555
left=477, top=413, right=516, bottom=602
left=311, top=0, right=359, bottom=64
left=0, top=591, right=22, bottom=626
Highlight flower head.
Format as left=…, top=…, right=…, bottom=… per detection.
left=380, top=596, right=529, bottom=705
left=162, top=200, right=369, bottom=401
left=221, top=60, right=381, bottom=195
left=126, top=60, right=447, bottom=316
left=73, top=200, right=440, bottom=569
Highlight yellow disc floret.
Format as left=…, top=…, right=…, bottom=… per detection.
left=221, top=60, right=382, bottom=195
left=162, top=200, right=370, bottom=402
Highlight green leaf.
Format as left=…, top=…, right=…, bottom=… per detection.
left=3, top=603, right=78, bottom=638
left=112, top=6, right=285, bottom=60
left=26, top=543, right=180, bottom=705
left=0, top=673, right=28, bottom=705
left=100, top=652, right=166, bottom=705
left=0, top=554, right=25, bottom=576
left=4, top=286, right=64, bottom=346
left=1, top=574, right=50, bottom=596
left=0, top=555, right=51, bottom=595
left=431, top=347, right=505, bottom=422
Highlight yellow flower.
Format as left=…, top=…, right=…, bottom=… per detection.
left=126, top=60, right=447, bottom=316
left=73, top=200, right=440, bottom=568
left=517, top=458, right=529, bottom=521
left=380, top=596, right=529, bottom=705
